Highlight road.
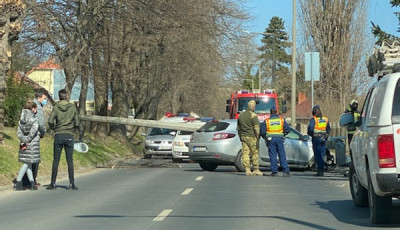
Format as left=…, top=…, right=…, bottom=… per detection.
left=0, top=162, right=399, bottom=230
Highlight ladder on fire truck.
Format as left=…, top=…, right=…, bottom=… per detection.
left=368, top=39, right=400, bottom=77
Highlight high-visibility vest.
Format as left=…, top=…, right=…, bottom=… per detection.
left=348, top=112, right=360, bottom=134
left=266, top=116, right=284, bottom=136
left=313, top=116, right=328, bottom=134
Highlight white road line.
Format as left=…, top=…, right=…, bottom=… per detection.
left=195, top=176, right=203, bottom=181
left=153, top=209, right=173, bottom=222
left=181, top=188, right=193, bottom=195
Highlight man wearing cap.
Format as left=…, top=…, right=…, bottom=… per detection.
left=237, top=100, right=262, bottom=176
left=344, top=99, right=361, bottom=161
left=260, top=107, right=290, bottom=176
left=308, top=105, right=331, bottom=176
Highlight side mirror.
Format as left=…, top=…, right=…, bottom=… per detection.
left=339, top=113, right=354, bottom=127
left=226, top=105, right=231, bottom=113
left=226, top=99, right=232, bottom=105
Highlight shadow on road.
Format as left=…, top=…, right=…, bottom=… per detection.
left=315, top=199, right=400, bottom=227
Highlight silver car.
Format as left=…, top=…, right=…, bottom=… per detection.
left=143, top=128, right=176, bottom=159
left=188, top=119, right=313, bottom=171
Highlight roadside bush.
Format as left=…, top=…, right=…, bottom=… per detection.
left=4, top=71, right=34, bottom=127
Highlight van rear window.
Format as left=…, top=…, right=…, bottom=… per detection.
left=197, top=122, right=230, bottom=132
left=393, top=79, right=400, bottom=123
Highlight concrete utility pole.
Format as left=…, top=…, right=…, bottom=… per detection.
left=291, top=0, right=297, bottom=128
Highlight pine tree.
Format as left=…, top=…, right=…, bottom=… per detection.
left=258, top=17, right=291, bottom=93
left=372, top=1, right=400, bottom=45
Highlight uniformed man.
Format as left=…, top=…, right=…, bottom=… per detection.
left=237, top=100, right=262, bottom=176
left=260, top=107, right=290, bottom=176
left=344, top=99, right=360, bottom=161
left=308, top=105, right=331, bottom=177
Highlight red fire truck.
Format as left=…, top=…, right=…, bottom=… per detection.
left=226, top=89, right=285, bottom=122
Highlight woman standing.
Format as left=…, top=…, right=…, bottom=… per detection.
left=15, top=101, right=40, bottom=190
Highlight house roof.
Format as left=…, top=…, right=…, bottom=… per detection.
left=283, top=98, right=312, bottom=119
left=26, top=58, right=62, bottom=76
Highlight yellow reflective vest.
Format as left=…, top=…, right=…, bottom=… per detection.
left=313, top=116, right=328, bottom=134
left=266, top=116, right=284, bottom=136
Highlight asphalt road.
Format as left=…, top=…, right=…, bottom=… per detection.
left=1, top=162, right=400, bottom=230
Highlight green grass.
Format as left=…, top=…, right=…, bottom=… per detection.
left=0, top=127, right=141, bottom=185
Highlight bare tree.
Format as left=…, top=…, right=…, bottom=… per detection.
left=299, top=0, right=372, bottom=113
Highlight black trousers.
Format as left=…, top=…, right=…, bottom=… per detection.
left=50, top=134, right=75, bottom=185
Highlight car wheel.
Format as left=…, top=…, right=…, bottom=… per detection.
left=349, top=163, right=368, bottom=207
left=199, top=162, right=218, bottom=171
left=143, top=153, right=151, bottom=159
left=234, top=150, right=253, bottom=172
left=368, top=172, right=392, bottom=224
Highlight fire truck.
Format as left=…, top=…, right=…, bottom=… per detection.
left=226, top=89, right=285, bottom=122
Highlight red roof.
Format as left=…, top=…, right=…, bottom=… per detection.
left=26, top=58, right=62, bottom=76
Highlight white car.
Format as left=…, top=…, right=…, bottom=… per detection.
left=340, top=72, right=400, bottom=224
left=171, top=130, right=194, bottom=163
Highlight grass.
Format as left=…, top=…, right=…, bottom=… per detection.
left=0, top=127, right=142, bottom=186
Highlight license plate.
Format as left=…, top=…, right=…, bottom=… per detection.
left=158, top=146, right=171, bottom=150
left=193, top=146, right=206, bottom=152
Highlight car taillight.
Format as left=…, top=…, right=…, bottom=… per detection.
left=377, top=134, right=396, bottom=168
left=212, top=133, right=236, bottom=140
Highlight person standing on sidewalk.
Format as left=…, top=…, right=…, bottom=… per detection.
left=47, top=89, right=80, bottom=190
left=22, top=90, right=48, bottom=188
left=237, top=100, right=263, bottom=176
left=15, top=101, right=40, bottom=190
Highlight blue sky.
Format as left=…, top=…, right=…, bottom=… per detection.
left=244, top=0, right=399, bottom=38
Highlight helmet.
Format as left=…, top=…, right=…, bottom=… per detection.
left=350, top=99, right=358, bottom=106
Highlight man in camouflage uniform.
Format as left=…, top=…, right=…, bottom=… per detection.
left=237, top=100, right=262, bottom=176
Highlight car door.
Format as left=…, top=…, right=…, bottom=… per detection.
left=392, top=78, right=400, bottom=173
left=352, top=86, right=376, bottom=185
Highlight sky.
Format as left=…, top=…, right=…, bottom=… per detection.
left=244, top=0, right=399, bottom=40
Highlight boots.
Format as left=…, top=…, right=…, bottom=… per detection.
left=252, top=167, right=263, bottom=176
left=30, top=181, right=38, bottom=190
left=315, top=170, right=324, bottom=177
left=245, top=167, right=253, bottom=176
left=15, top=181, right=23, bottom=191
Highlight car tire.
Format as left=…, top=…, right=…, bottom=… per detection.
left=143, top=153, right=151, bottom=159
left=368, top=172, right=392, bottom=224
left=349, top=163, right=368, bottom=207
left=234, top=150, right=253, bottom=172
left=199, top=162, right=218, bottom=171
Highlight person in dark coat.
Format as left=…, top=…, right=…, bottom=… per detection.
left=15, top=101, right=41, bottom=190
left=47, top=89, right=80, bottom=190
left=307, top=105, right=331, bottom=177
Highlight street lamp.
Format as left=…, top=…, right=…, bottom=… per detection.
left=235, top=61, right=261, bottom=91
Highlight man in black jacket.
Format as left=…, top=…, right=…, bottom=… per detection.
left=47, top=89, right=80, bottom=190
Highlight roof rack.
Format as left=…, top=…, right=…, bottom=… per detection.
left=368, top=39, right=400, bottom=78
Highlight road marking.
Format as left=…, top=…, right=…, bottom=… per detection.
left=153, top=209, right=173, bottom=221
left=181, top=188, right=193, bottom=195
left=195, top=176, right=203, bottom=181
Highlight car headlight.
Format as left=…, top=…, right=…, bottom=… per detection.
left=174, top=141, right=185, bottom=147
left=145, top=139, right=154, bottom=144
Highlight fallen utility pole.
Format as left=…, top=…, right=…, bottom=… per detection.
left=80, top=115, right=205, bottom=132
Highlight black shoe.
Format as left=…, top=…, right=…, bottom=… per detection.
left=315, top=171, right=324, bottom=177
left=46, top=184, right=56, bottom=190
left=283, top=172, right=291, bottom=177
left=269, top=172, right=278, bottom=177
left=69, top=184, right=78, bottom=190
left=15, top=181, right=23, bottom=191
left=30, top=181, right=38, bottom=190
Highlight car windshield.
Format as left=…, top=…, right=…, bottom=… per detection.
left=238, top=98, right=276, bottom=114
left=197, top=122, right=230, bottom=132
left=393, top=78, right=400, bottom=124
left=148, top=128, right=175, bottom=136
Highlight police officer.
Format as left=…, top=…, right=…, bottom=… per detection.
left=260, top=107, right=290, bottom=176
left=308, top=105, right=331, bottom=177
left=344, top=99, right=360, bottom=161
left=237, top=100, right=263, bottom=176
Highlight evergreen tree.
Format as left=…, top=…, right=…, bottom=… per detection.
left=372, top=1, right=400, bottom=44
left=258, top=17, right=291, bottom=95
